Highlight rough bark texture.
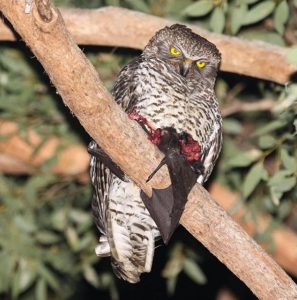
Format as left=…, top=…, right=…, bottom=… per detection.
left=1, top=121, right=297, bottom=280
left=1, top=6, right=297, bottom=84
left=1, top=121, right=297, bottom=279
left=0, top=1, right=296, bottom=299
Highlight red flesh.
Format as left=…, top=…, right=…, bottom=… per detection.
left=179, top=136, right=201, bottom=161
left=128, top=111, right=201, bottom=161
left=128, top=111, right=162, bottom=145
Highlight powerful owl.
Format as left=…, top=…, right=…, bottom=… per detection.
left=88, top=24, right=222, bottom=283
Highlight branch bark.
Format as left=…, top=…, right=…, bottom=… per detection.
left=1, top=120, right=297, bottom=279
left=2, top=121, right=297, bottom=277
left=0, top=1, right=296, bottom=299
left=1, top=6, right=296, bottom=84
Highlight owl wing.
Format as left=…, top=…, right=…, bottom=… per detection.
left=112, top=56, right=143, bottom=110
left=198, top=101, right=223, bottom=184
left=88, top=57, right=143, bottom=244
left=88, top=140, right=111, bottom=236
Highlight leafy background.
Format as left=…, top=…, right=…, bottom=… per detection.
left=0, top=0, right=296, bottom=299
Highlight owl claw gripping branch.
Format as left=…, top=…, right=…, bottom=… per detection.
left=88, top=24, right=222, bottom=283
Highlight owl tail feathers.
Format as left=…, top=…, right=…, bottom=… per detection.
left=110, top=238, right=154, bottom=284
left=108, top=220, right=156, bottom=283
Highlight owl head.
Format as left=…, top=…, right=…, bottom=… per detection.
left=143, top=24, right=221, bottom=87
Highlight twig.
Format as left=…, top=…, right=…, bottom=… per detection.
left=0, top=6, right=296, bottom=84
left=0, top=1, right=296, bottom=298
left=222, top=99, right=275, bottom=117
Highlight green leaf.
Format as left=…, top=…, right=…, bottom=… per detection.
left=0, top=253, right=15, bottom=293
left=252, top=119, right=287, bottom=137
left=69, top=209, right=92, bottom=226
left=12, top=269, right=21, bottom=300
left=241, top=0, right=260, bottom=4
left=38, top=264, right=59, bottom=291
left=273, top=1, right=289, bottom=34
left=210, top=7, right=225, bottom=33
left=280, top=149, right=297, bottom=172
left=231, top=4, right=247, bottom=34
left=50, top=209, right=68, bottom=231
left=18, top=259, right=37, bottom=293
left=240, top=30, right=285, bottom=46
left=45, top=248, right=76, bottom=274
left=35, top=231, right=61, bottom=245
left=164, top=0, right=193, bottom=19
left=268, top=170, right=293, bottom=185
left=124, top=0, right=150, bottom=13
left=258, top=135, right=276, bottom=149
left=243, top=1, right=275, bottom=26
left=277, top=200, right=293, bottom=220
left=66, top=226, right=79, bottom=250
left=269, top=172, right=296, bottom=192
left=35, top=279, right=47, bottom=300
left=83, top=265, right=100, bottom=288
left=287, top=47, right=297, bottom=66
left=268, top=170, right=297, bottom=205
left=162, top=244, right=184, bottom=278
left=294, top=0, right=297, bottom=8
left=223, top=118, right=242, bottom=134
left=183, top=258, right=207, bottom=284
left=109, top=278, right=119, bottom=300
left=99, top=272, right=113, bottom=289
left=183, top=0, right=214, bottom=17
left=243, top=162, right=265, bottom=198
left=11, top=259, right=37, bottom=298
left=166, top=276, right=178, bottom=296
left=225, top=149, right=262, bottom=168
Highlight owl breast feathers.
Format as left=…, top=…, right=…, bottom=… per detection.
left=89, top=24, right=222, bottom=283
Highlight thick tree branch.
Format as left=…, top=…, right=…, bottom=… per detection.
left=0, top=1, right=296, bottom=299
left=1, top=121, right=297, bottom=277
left=1, top=6, right=296, bottom=84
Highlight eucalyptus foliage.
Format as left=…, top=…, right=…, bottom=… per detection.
left=0, top=0, right=296, bottom=299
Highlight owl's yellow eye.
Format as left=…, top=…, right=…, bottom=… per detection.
left=170, top=47, right=181, bottom=56
left=196, top=61, right=207, bottom=69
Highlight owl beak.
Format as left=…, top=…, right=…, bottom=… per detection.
left=181, top=58, right=192, bottom=77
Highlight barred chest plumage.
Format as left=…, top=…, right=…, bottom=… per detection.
left=125, top=57, right=222, bottom=183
